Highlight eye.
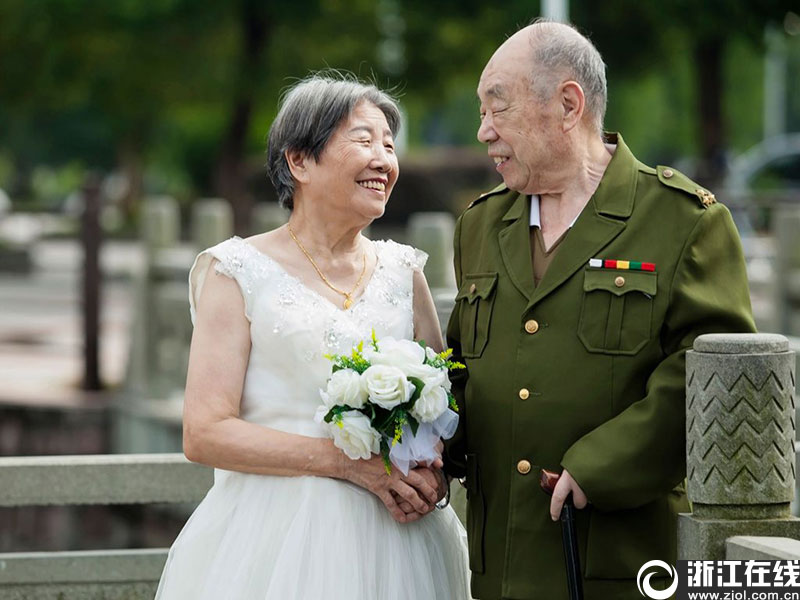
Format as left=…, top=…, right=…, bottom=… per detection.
left=384, top=142, right=395, bottom=152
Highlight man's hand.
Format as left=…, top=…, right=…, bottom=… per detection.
left=394, top=466, right=448, bottom=518
left=549, top=469, right=588, bottom=521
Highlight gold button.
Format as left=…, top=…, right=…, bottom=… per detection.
left=469, top=283, right=476, bottom=294
left=519, top=388, right=530, bottom=400
left=662, top=168, right=674, bottom=179
left=517, top=460, right=531, bottom=475
left=614, top=276, right=625, bottom=288
left=524, top=319, right=539, bottom=334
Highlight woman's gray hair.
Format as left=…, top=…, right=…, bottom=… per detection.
left=266, top=73, right=401, bottom=210
left=527, top=20, right=607, bottom=135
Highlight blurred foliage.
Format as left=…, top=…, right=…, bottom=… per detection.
left=0, top=0, right=798, bottom=208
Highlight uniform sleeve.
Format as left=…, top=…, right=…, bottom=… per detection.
left=561, top=203, right=757, bottom=511
left=443, top=215, right=469, bottom=479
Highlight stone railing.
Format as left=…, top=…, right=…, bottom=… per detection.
left=679, top=333, right=800, bottom=560
left=727, top=536, right=800, bottom=560
left=0, top=454, right=212, bottom=599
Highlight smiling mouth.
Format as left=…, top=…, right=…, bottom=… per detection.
left=493, top=156, right=510, bottom=167
left=357, top=180, right=387, bottom=192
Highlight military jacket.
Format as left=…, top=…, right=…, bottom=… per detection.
left=444, top=134, right=756, bottom=600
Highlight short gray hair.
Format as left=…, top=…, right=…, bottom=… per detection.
left=527, top=20, right=607, bottom=134
left=266, top=73, right=401, bottom=210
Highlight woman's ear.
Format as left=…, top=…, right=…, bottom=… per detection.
left=559, top=81, right=585, bottom=133
left=285, top=149, right=311, bottom=184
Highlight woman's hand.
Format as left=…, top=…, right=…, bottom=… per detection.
left=343, top=454, right=439, bottom=523
left=395, top=467, right=448, bottom=515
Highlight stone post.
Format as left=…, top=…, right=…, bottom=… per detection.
left=126, top=196, right=181, bottom=401
left=775, top=204, right=800, bottom=336
left=140, top=196, right=180, bottom=253
left=191, top=198, right=233, bottom=250
left=251, top=202, right=288, bottom=235
left=679, top=333, right=800, bottom=560
left=407, top=212, right=456, bottom=290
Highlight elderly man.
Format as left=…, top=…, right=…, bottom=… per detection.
left=443, top=20, right=756, bottom=600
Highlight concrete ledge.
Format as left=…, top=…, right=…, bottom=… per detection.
left=0, top=549, right=167, bottom=584
left=727, top=536, right=800, bottom=560
left=0, top=582, right=157, bottom=600
left=679, top=513, right=800, bottom=560
left=0, top=454, right=213, bottom=507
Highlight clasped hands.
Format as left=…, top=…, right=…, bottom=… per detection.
left=345, top=443, right=448, bottom=524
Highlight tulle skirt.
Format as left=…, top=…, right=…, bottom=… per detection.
left=155, top=470, right=472, bottom=599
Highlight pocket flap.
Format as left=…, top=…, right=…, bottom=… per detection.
left=583, top=269, right=656, bottom=297
left=455, top=273, right=498, bottom=304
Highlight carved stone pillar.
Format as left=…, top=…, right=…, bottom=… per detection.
left=679, top=333, right=800, bottom=559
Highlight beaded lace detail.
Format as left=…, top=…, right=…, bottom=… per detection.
left=193, top=236, right=426, bottom=364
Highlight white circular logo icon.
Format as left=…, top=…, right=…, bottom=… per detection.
left=637, top=560, right=678, bottom=599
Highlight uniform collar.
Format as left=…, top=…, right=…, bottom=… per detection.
left=591, top=132, right=637, bottom=220
left=503, top=132, right=634, bottom=225
left=529, top=195, right=580, bottom=229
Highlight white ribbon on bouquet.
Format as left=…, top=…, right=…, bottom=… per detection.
left=389, top=408, right=459, bottom=475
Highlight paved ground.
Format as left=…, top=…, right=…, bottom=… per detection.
left=0, top=239, right=143, bottom=408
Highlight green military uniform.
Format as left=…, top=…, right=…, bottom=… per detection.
left=444, top=134, right=756, bottom=600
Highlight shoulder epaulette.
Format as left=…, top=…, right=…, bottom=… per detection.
left=467, top=183, right=509, bottom=209
left=655, top=165, right=716, bottom=208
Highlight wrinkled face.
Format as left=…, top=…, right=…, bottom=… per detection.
left=477, top=42, right=562, bottom=194
left=304, top=101, right=399, bottom=221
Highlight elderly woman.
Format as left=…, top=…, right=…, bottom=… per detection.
left=154, top=74, right=471, bottom=599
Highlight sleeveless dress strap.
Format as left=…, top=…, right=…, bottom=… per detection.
left=188, top=237, right=257, bottom=324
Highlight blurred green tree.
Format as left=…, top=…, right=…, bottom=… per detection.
left=0, top=0, right=796, bottom=219
left=576, top=0, right=796, bottom=185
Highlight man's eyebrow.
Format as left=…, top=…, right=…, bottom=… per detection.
left=485, top=84, right=506, bottom=99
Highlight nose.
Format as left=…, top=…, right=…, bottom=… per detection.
left=370, top=144, right=393, bottom=173
left=477, top=114, right=498, bottom=144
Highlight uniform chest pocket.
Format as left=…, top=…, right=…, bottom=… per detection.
left=578, top=269, right=656, bottom=355
left=455, top=272, right=498, bottom=358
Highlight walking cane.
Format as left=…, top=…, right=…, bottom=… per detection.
left=540, top=469, right=584, bottom=600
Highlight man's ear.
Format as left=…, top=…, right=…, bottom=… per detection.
left=285, top=149, right=311, bottom=184
left=559, top=81, right=585, bottom=133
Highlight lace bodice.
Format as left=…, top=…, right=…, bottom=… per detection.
left=188, top=236, right=427, bottom=437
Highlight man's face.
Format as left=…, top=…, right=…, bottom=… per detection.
left=476, top=43, right=562, bottom=194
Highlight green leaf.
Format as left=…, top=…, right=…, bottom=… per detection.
left=408, top=376, right=425, bottom=403
left=407, top=414, right=420, bottom=436
left=380, top=438, right=392, bottom=475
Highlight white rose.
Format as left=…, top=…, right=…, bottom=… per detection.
left=330, top=410, right=381, bottom=460
left=425, top=346, right=439, bottom=362
left=362, top=364, right=413, bottom=409
left=322, top=369, right=368, bottom=409
left=412, top=363, right=451, bottom=392
left=411, top=384, right=450, bottom=423
left=368, top=337, right=426, bottom=373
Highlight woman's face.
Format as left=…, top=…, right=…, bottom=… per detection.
left=302, top=101, right=399, bottom=221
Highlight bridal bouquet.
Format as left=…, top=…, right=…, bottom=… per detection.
left=315, top=331, right=464, bottom=475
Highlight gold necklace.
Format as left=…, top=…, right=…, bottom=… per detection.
left=287, top=224, right=367, bottom=310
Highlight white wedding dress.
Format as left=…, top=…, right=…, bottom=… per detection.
left=155, top=236, right=471, bottom=600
